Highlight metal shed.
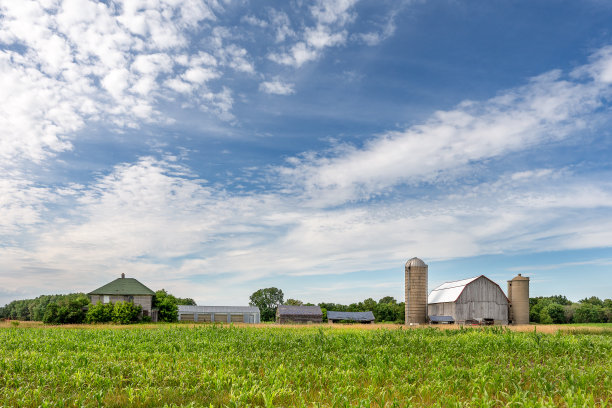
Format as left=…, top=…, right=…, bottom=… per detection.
left=327, top=311, right=375, bottom=324
left=428, top=275, right=509, bottom=325
left=178, top=305, right=260, bottom=323
left=276, top=305, right=322, bottom=324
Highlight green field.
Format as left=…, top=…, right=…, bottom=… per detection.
left=1, top=325, right=610, bottom=407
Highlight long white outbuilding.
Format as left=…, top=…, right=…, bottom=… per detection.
left=177, top=305, right=260, bottom=323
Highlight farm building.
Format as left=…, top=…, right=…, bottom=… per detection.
left=88, top=273, right=158, bottom=321
left=177, top=305, right=260, bottom=323
left=276, top=305, right=323, bottom=324
left=428, top=275, right=509, bottom=325
left=327, top=311, right=375, bottom=324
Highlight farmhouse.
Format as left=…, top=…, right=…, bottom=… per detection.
left=88, top=274, right=158, bottom=321
left=327, top=311, right=375, bottom=324
left=276, top=305, right=323, bottom=324
left=428, top=275, right=509, bottom=325
left=178, top=305, right=260, bottom=323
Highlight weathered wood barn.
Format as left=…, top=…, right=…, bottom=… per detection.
left=177, top=305, right=260, bottom=323
left=327, top=311, right=375, bottom=324
left=276, top=305, right=323, bottom=324
left=428, top=275, right=509, bottom=325
left=88, top=274, right=158, bottom=321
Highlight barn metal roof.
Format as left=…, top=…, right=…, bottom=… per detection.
left=88, top=277, right=155, bottom=296
left=427, top=276, right=480, bottom=304
left=327, top=311, right=375, bottom=321
left=277, top=305, right=322, bottom=315
left=429, top=315, right=455, bottom=322
left=178, top=305, right=260, bottom=314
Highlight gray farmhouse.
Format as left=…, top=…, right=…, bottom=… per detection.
left=88, top=274, right=158, bottom=321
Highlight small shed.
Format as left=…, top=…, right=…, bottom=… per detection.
left=327, top=311, right=375, bottom=324
left=89, top=273, right=157, bottom=321
left=276, top=305, right=322, bottom=324
left=177, top=305, right=260, bottom=323
left=428, top=275, right=509, bottom=325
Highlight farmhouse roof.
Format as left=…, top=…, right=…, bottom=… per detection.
left=88, top=276, right=155, bottom=296
left=277, top=305, right=322, bottom=316
left=327, top=311, right=375, bottom=321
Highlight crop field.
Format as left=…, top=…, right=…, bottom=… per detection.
left=0, top=324, right=610, bottom=407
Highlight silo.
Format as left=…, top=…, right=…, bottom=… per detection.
left=405, top=257, right=428, bottom=325
left=507, top=274, right=529, bottom=325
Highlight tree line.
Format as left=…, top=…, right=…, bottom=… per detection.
left=0, top=289, right=195, bottom=324
left=249, top=287, right=405, bottom=323
left=530, top=295, right=612, bottom=324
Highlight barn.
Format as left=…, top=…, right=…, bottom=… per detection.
left=177, top=305, right=260, bottom=323
left=88, top=273, right=158, bottom=321
left=276, top=305, right=323, bottom=324
left=327, top=311, right=375, bottom=324
left=428, top=275, right=509, bottom=325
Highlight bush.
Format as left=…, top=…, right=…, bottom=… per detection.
left=86, top=302, right=114, bottom=323
left=112, top=301, right=142, bottom=324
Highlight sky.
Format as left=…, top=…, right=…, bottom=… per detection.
left=1, top=0, right=612, bottom=307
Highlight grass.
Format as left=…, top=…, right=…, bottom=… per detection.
left=0, top=323, right=610, bottom=407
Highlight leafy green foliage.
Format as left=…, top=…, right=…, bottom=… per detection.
left=112, top=301, right=142, bottom=324
left=153, top=289, right=184, bottom=323
left=0, top=325, right=610, bottom=407
left=530, top=295, right=612, bottom=324
left=42, top=296, right=89, bottom=324
left=86, top=302, right=114, bottom=323
left=249, top=287, right=284, bottom=322
left=0, top=293, right=88, bottom=321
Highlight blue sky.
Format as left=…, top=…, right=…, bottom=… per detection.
left=1, top=0, right=612, bottom=306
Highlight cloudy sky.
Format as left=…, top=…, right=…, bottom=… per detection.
left=1, top=0, right=612, bottom=307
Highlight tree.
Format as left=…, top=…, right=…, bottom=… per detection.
left=579, top=296, right=604, bottom=307
left=574, top=302, right=605, bottom=323
left=154, top=290, right=179, bottom=323
left=249, top=287, right=284, bottom=322
left=285, top=299, right=303, bottom=306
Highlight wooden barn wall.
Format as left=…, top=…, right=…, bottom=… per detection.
left=455, top=277, right=508, bottom=323
left=428, top=302, right=455, bottom=317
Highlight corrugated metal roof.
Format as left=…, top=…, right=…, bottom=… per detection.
left=429, top=315, right=455, bottom=322
left=178, top=305, right=260, bottom=313
left=277, top=305, right=322, bottom=315
left=428, top=276, right=480, bottom=304
left=327, top=311, right=375, bottom=321
left=88, top=277, right=155, bottom=296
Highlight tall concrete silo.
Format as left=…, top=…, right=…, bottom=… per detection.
left=507, top=274, right=530, bottom=325
left=405, top=257, right=428, bottom=325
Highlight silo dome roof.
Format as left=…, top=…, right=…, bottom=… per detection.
left=406, top=257, right=427, bottom=267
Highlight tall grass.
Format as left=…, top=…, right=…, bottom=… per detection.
left=0, top=325, right=610, bottom=407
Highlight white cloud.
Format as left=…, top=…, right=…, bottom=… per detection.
left=277, top=54, right=612, bottom=206
left=0, top=0, right=245, bottom=165
left=259, top=79, right=295, bottom=95
left=267, top=0, right=358, bottom=68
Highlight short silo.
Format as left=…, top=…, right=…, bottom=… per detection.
left=405, top=257, right=428, bottom=325
left=507, top=274, right=530, bottom=325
